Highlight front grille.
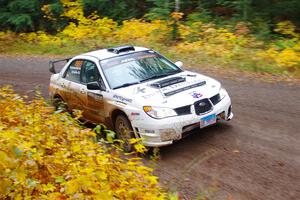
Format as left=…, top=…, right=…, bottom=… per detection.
left=194, top=99, right=212, bottom=115
left=210, top=93, right=221, bottom=105
left=174, top=105, right=191, bottom=115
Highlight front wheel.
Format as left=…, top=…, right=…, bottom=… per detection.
left=114, top=115, right=134, bottom=152
left=53, top=96, right=68, bottom=111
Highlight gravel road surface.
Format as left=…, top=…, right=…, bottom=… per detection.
left=0, top=56, right=299, bottom=200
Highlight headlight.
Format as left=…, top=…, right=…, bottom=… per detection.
left=219, top=87, right=228, bottom=100
left=143, top=106, right=177, bottom=119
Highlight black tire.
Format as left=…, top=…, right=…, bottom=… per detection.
left=114, top=114, right=135, bottom=152
left=53, top=96, right=68, bottom=111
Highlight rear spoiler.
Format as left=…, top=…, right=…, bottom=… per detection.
left=49, top=58, right=71, bottom=74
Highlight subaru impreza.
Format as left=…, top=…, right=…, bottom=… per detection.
left=49, top=46, right=233, bottom=151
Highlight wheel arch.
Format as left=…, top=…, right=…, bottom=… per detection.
left=52, top=93, right=66, bottom=103
left=53, top=93, right=62, bottom=100
left=111, top=109, right=129, bottom=128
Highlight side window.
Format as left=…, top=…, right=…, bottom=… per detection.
left=81, top=61, right=101, bottom=84
left=64, top=60, right=83, bottom=83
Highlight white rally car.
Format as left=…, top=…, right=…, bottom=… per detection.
left=49, top=46, right=233, bottom=151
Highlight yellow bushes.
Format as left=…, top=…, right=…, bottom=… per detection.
left=0, top=87, right=165, bottom=199
left=42, top=0, right=117, bottom=41
left=1, top=0, right=300, bottom=76
left=257, top=45, right=300, bottom=68
left=256, top=21, right=300, bottom=69
left=175, top=20, right=300, bottom=72
left=176, top=22, right=260, bottom=62
left=115, top=19, right=170, bottom=43
left=19, top=31, right=62, bottom=46
left=62, top=16, right=117, bottom=41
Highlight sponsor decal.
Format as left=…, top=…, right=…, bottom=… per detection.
left=131, top=112, right=140, bottom=116
left=191, top=91, right=203, bottom=99
left=130, top=112, right=141, bottom=120
left=162, top=79, right=198, bottom=90
left=142, top=80, right=206, bottom=98
left=134, top=86, right=146, bottom=94
left=161, top=100, right=168, bottom=104
left=163, top=81, right=206, bottom=97
left=161, top=80, right=206, bottom=96
left=113, top=94, right=132, bottom=103
left=87, top=92, right=103, bottom=101
left=142, top=90, right=160, bottom=99
left=186, top=74, right=197, bottom=77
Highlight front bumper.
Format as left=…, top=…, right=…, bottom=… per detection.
left=132, top=95, right=233, bottom=147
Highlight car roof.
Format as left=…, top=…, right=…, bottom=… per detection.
left=81, top=46, right=150, bottom=60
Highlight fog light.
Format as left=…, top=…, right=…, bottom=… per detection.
left=139, top=128, right=157, bottom=136
left=217, top=111, right=225, bottom=120
left=159, top=129, right=178, bottom=141
left=145, top=129, right=155, bottom=134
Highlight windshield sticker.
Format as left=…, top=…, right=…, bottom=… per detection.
left=102, top=52, right=158, bottom=69
left=120, top=58, right=135, bottom=63
left=137, top=54, right=156, bottom=59
left=69, top=66, right=80, bottom=74
left=113, top=94, right=132, bottom=103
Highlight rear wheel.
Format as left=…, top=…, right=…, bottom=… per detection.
left=114, top=115, right=134, bottom=152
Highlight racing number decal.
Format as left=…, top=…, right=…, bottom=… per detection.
left=74, top=60, right=83, bottom=68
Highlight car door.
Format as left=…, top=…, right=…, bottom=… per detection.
left=80, top=60, right=105, bottom=123
left=63, top=59, right=85, bottom=111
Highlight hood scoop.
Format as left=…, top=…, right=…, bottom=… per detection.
left=151, top=76, right=186, bottom=88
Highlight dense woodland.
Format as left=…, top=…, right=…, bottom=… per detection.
left=0, top=0, right=299, bottom=76
left=1, top=0, right=300, bottom=36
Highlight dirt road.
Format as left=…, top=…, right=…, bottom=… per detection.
left=0, top=56, right=299, bottom=200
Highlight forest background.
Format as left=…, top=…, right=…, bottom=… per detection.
left=1, top=0, right=300, bottom=78
left=1, top=1, right=300, bottom=199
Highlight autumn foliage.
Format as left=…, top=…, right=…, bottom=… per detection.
left=0, top=87, right=165, bottom=199
left=0, top=0, right=300, bottom=77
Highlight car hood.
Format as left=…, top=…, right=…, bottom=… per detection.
left=112, top=70, right=221, bottom=108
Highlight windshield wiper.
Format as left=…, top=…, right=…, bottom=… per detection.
left=141, top=71, right=181, bottom=82
left=113, top=81, right=140, bottom=90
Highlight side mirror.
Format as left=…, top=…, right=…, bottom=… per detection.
left=175, top=61, right=183, bottom=68
left=49, top=61, right=56, bottom=74
left=87, top=81, right=106, bottom=91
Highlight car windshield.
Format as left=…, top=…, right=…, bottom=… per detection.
left=100, top=51, right=182, bottom=89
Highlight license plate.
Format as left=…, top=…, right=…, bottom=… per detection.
left=200, top=114, right=216, bottom=128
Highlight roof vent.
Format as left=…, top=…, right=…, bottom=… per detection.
left=107, top=45, right=135, bottom=54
